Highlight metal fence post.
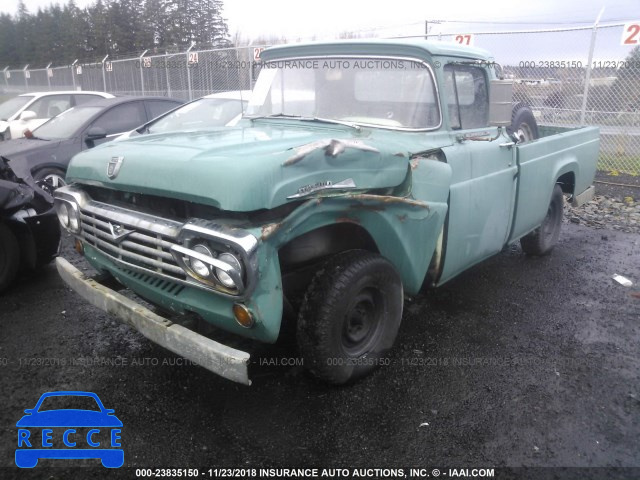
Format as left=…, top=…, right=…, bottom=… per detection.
left=23, top=64, right=29, bottom=91
left=164, top=53, right=172, bottom=97
left=580, top=8, right=605, bottom=126
left=71, top=59, right=78, bottom=90
left=139, top=50, right=148, bottom=96
left=45, top=62, right=52, bottom=90
left=3, top=66, right=9, bottom=88
left=101, top=55, right=108, bottom=92
left=186, top=43, right=195, bottom=101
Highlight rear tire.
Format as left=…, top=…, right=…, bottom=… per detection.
left=297, top=250, right=403, bottom=385
left=0, top=224, right=20, bottom=293
left=520, top=184, right=564, bottom=256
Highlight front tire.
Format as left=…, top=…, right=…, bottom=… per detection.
left=520, top=184, right=564, bottom=256
left=297, top=250, right=403, bottom=385
left=0, top=224, right=20, bottom=293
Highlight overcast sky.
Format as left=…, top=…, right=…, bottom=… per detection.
left=0, top=0, right=636, bottom=37
left=0, top=0, right=637, bottom=62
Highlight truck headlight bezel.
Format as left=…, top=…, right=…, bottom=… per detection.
left=54, top=198, right=82, bottom=234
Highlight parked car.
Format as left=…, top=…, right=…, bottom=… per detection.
left=0, top=158, right=60, bottom=293
left=115, top=90, right=251, bottom=141
left=0, top=91, right=114, bottom=141
left=0, top=96, right=183, bottom=187
left=54, top=40, right=599, bottom=386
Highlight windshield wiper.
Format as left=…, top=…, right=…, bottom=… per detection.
left=247, top=113, right=302, bottom=120
left=248, top=113, right=360, bottom=130
left=299, top=116, right=360, bottom=131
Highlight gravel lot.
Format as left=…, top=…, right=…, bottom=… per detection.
left=0, top=185, right=639, bottom=480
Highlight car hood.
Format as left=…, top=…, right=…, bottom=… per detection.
left=67, top=122, right=430, bottom=212
left=16, top=410, right=123, bottom=427
left=0, top=138, right=60, bottom=159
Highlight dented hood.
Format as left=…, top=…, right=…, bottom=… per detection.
left=66, top=122, right=422, bottom=211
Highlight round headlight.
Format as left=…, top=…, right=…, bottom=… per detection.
left=189, top=244, right=213, bottom=278
left=215, top=253, right=242, bottom=289
left=56, top=202, right=69, bottom=227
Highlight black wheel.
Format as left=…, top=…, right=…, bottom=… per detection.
left=520, top=184, right=564, bottom=256
left=33, top=167, right=67, bottom=189
left=0, top=224, right=20, bottom=293
left=297, top=250, right=403, bottom=385
left=510, top=103, right=539, bottom=142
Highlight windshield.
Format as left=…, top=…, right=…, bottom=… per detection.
left=0, top=96, right=33, bottom=121
left=245, top=58, right=440, bottom=129
left=146, top=98, right=246, bottom=134
left=32, top=106, right=102, bottom=140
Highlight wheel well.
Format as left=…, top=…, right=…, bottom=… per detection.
left=556, top=172, right=575, bottom=195
left=278, top=223, right=379, bottom=271
left=278, top=223, right=379, bottom=303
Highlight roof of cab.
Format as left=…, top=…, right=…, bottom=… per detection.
left=261, top=38, right=493, bottom=62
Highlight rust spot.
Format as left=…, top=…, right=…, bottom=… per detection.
left=410, top=158, right=420, bottom=171
left=261, top=222, right=281, bottom=240
left=631, top=292, right=640, bottom=299
left=336, top=216, right=361, bottom=224
left=397, top=214, right=407, bottom=222
left=349, top=194, right=429, bottom=210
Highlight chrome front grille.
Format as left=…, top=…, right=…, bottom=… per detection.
left=79, top=208, right=187, bottom=281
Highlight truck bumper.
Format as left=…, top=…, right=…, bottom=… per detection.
left=56, top=257, right=251, bottom=385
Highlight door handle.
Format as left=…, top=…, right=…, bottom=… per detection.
left=499, top=142, right=515, bottom=148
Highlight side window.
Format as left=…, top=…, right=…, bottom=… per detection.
left=444, top=65, right=489, bottom=130
left=28, top=95, right=72, bottom=118
left=145, top=100, right=180, bottom=120
left=73, top=94, right=104, bottom=106
left=90, top=102, right=146, bottom=135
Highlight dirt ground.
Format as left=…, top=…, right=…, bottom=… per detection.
left=0, top=206, right=639, bottom=480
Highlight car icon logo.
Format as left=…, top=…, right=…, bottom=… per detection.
left=107, top=156, right=124, bottom=179
left=15, top=391, right=123, bottom=468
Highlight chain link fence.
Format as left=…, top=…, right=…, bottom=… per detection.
left=2, top=24, right=640, bottom=174
left=425, top=22, right=640, bottom=174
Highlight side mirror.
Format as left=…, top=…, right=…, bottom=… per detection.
left=86, top=126, right=107, bottom=141
left=489, top=79, right=513, bottom=127
left=105, top=409, right=115, bottom=415
left=23, top=409, right=34, bottom=414
left=19, top=110, right=36, bottom=121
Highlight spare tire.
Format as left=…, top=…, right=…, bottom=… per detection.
left=510, top=102, right=539, bottom=142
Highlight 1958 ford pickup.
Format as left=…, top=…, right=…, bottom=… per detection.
left=53, top=40, right=599, bottom=385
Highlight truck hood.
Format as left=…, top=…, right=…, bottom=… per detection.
left=67, top=122, right=424, bottom=211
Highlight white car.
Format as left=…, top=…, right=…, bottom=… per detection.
left=0, top=91, right=114, bottom=141
left=115, top=90, right=251, bottom=141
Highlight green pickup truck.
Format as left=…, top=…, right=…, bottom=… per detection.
left=54, top=40, right=599, bottom=385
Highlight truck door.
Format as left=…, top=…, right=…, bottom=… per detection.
left=438, top=63, right=518, bottom=284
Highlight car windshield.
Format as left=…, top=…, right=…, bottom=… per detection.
left=0, top=96, right=33, bottom=121
left=245, top=57, right=440, bottom=129
left=32, top=106, right=102, bottom=140
left=38, top=395, right=101, bottom=412
left=146, top=98, right=246, bottom=134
